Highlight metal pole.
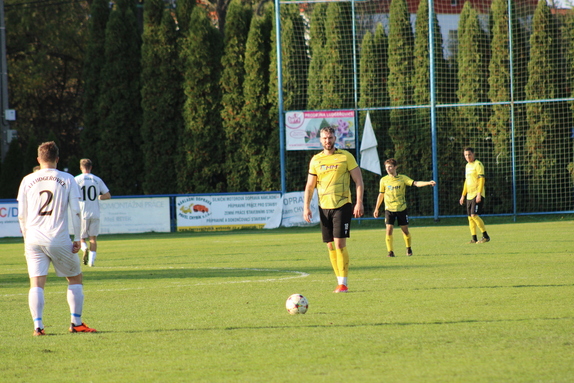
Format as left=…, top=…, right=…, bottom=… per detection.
left=508, top=0, right=517, bottom=222
left=0, top=0, right=10, bottom=162
left=428, top=0, right=439, bottom=220
left=274, top=0, right=286, bottom=195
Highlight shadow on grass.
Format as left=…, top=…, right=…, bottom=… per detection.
left=94, top=315, right=573, bottom=335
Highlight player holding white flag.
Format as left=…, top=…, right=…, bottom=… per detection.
left=359, top=112, right=382, bottom=175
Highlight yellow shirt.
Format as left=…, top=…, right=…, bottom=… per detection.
left=309, top=149, right=358, bottom=209
left=379, top=174, right=414, bottom=212
left=464, top=160, right=485, bottom=200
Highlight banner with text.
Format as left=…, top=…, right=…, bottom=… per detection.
left=0, top=201, right=21, bottom=237
left=98, top=197, right=171, bottom=234
left=280, top=191, right=319, bottom=227
left=285, top=110, right=356, bottom=151
left=176, top=193, right=282, bottom=232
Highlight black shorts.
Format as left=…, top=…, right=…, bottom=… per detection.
left=319, top=203, right=353, bottom=243
left=385, top=210, right=409, bottom=226
left=466, top=197, right=484, bottom=216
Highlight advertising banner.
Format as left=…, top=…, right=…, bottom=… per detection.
left=0, top=201, right=21, bottom=237
left=285, top=110, right=356, bottom=151
left=280, top=191, right=319, bottom=227
left=176, top=193, right=282, bottom=232
left=98, top=197, right=171, bottom=234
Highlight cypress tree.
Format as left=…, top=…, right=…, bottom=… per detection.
left=241, top=5, right=273, bottom=191
left=141, top=0, right=182, bottom=194
left=387, top=0, right=414, bottom=169
left=178, top=6, right=224, bottom=193
left=271, top=4, right=311, bottom=192
left=220, top=0, right=252, bottom=192
left=487, top=0, right=526, bottom=213
left=359, top=24, right=390, bottom=215
left=97, top=0, right=143, bottom=195
left=456, top=2, right=490, bottom=147
left=307, top=3, right=327, bottom=110
left=82, top=0, right=110, bottom=162
left=524, top=0, right=569, bottom=211
left=321, top=2, right=354, bottom=110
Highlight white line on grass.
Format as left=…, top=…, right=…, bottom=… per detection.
left=1, top=267, right=310, bottom=297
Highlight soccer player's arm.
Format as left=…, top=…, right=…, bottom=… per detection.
left=460, top=181, right=468, bottom=205
left=373, top=191, right=384, bottom=219
left=69, top=182, right=82, bottom=249
left=349, top=166, right=364, bottom=218
left=303, top=170, right=317, bottom=223
left=476, top=175, right=485, bottom=202
left=99, top=179, right=111, bottom=200
left=16, top=182, right=27, bottom=239
left=413, top=180, right=436, bottom=188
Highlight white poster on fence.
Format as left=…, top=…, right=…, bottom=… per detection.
left=97, top=197, right=171, bottom=234
left=0, top=201, right=21, bottom=237
left=176, top=193, right=282, bottom=232
left=281, top=191, right=319, bottom=227
left=285, top=110, right=356, bottom=151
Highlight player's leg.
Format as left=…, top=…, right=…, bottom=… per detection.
left=25, top=244, right=49, bottom=336
left=385, top=210, right=395, bottom=257
left=398, top=211, right=412, bottom=256
left=49, top=245, right=96, bottom=333
left=80, top=218, right=90, bottom=265
left=332, top=204, right=352, bottom=292
left=471, top=200, right=490, bottom=243
left=87, top=219, right=100, bottom=267
left=466, top=199, right=478, bottom=243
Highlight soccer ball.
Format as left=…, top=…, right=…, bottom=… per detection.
left=285, top=294, right=309, bottom=315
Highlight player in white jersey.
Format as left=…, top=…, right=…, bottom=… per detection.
left=75, top=158, right=111, bottom=267
left=17, top=141, right=96, bottom=335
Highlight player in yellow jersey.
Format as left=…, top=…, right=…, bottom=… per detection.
left=303, top=126, right=364, bottom=293
left=459, top=147, right=491, bottom=244
left=373, top=158, right=436, bottom=257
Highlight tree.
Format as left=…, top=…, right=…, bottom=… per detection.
left=271, top=4, right=311, bottom=192
left=0, top=140, right=23, bottom=198
left=321, top=2, right=354, bottom=110
left=178, top=6, right=224, bottom=193
left=387, top=0, right=414, bottom=169
left=359, top=24, right=390, bottom=215
left=81, top=0, right=110, bottom=163
left=307, top=3, right=327, bottom=110
left=140, top=0, right=183, bottom=194
left=456, top=2, right=490, bottom=147
left=220, top=0, right=252, bottom=192
left=97, top=0, right=143, bottom=195
left=524, top=0, right=570, bottom=211
left=6, top=2, right=88, bottom=172
left=241, top=5, right=273, bottom=191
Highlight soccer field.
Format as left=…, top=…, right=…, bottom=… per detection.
left=1, top=218, right=573, bottom=382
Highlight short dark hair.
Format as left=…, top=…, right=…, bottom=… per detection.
left=384, top=158, right=397, bottom=167
left=38, top=141, right=59, bottom=163
left=464, top=147, right=475, bottom=153
left=320, top=126, right=336, bottom=135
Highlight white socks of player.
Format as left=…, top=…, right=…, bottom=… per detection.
left=337, top=276, right=347, bottom=286
left=88, top=251, right=96, bottom=267
left=67, top=284, right=84, bottom=326
left=29, top=287, right=45, bottom=330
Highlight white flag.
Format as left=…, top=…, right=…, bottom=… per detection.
left=359, top=112, right=382, bottom=175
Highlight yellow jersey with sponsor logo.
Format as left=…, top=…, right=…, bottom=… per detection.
left=465, top=160, right=485, bottom=200
left=309, top=149, right=358, bottom=209
left=379, top=174, right=414, bottom=212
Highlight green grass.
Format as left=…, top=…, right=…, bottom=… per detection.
left=1, top=218, right=573, bottom=382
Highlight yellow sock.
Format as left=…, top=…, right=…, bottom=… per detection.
left=328, top=248, right=339, bottom=276
left=385, top=235, right=393, bottom=252
left=473, top=215, right=486, bottom=233
left=468, top=216, right=477, bottom=236
left=336, top=247, right=349, bottom=278
left=403, top=232, right=411, bottom=248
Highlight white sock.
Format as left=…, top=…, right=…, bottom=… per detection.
left=88, top=251, right=96, bottom=267
left=67, top=284, right=84, bottom=326
left=337, top=277, right=347, bottom=286
left=81, top=242, right=87, bottom=251
left=29, top=287, right=45, bottom=330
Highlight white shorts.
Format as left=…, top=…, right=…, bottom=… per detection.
left=25, top=243, right=82, bottom=278
left=81, top=218, right=101, bottom=238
